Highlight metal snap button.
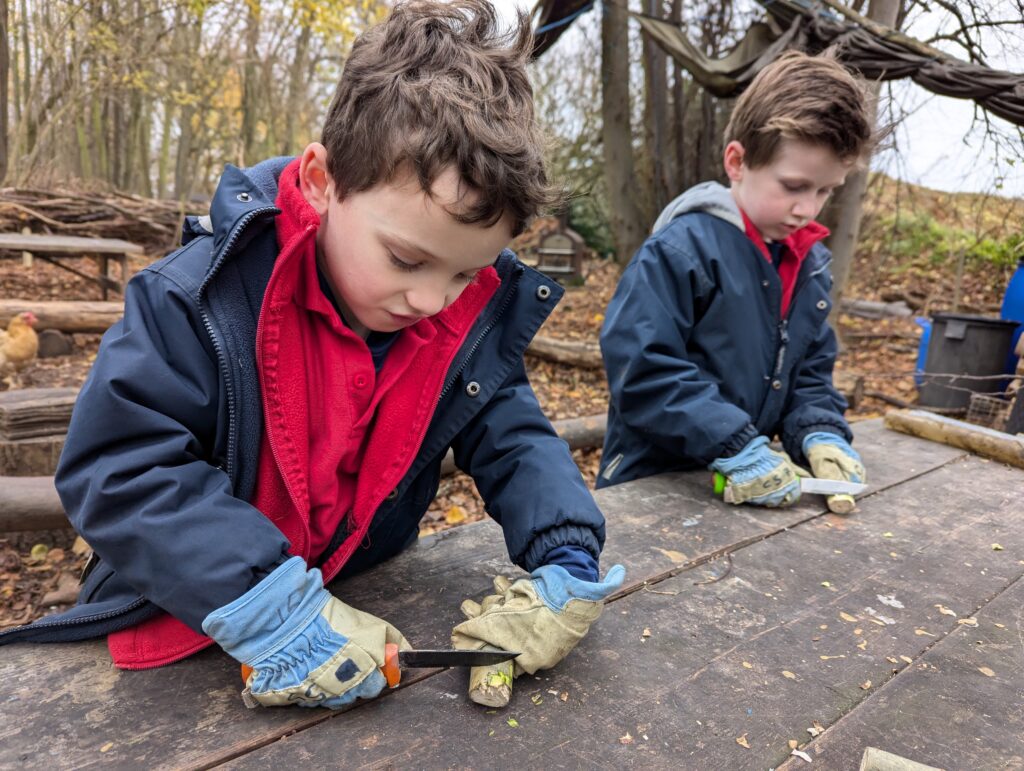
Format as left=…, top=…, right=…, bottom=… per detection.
left=762, top=280, right=770, bottom=288
left=772, top=379, right=782, bottom=390
left=386, top=489, right=398, bottom=501
left=236, top=192, right=252, bottom=202
left=465, top=381, right=481, bottom=397
left=816, top=299, right=828, bottom=310
left=536, top=285, right=552, bottom=301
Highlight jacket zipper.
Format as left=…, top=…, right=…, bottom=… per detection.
left=438, top=265, right=522, bottom=403
left=197, top=206, right=278, bottom=482
left=773, top=251, right=831, bottom=378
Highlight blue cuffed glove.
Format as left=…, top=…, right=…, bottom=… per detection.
left=452, top=564, right=626, bottom=675
left=202, top=556, right=409, bottom=709
left=802, top=432, right=866, bottom=484
left=710, top=435, right=804, bottom=507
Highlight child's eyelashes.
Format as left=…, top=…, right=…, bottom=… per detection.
left=388, top=251, right=421, bottom=272
left=389, top=249, right=478, bottom=284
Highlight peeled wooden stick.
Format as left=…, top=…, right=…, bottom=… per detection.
left=467, top=646, right=514, bottom=708
left=826, top=493, right=856, bottom=514
left=884, top=409, right=1024, bottom=469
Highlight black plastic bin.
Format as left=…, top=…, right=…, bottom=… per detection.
left=918, top=313, right=1019, bottom=410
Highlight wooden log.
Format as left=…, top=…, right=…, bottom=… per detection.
left=0, top=413, right=610, bottom=531
left=440, top=412, right=607, bottom=476
left=0, top=300, right=123, bottom=332
left=884, top=409, right=1024, bottom=469
left=526, top=335, right=603, bottom=369
left=0, top=477, right=68, bottom=531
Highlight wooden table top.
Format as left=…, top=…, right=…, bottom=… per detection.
left=2, top=419, right=1021, bottom=770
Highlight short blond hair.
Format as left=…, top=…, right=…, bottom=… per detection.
left=724, top=51, right=874, bottom=168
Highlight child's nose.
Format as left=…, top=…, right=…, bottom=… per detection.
left=405, top=286, right=446, bottom=318
left=793, top=194, right=817, bottom=219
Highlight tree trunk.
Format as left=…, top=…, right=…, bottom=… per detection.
left=642, top=0, right=669, bottom=220
left=284, top=19, right=312, bottom=155
left=240, top=0, right=261, bottom=166
left=601, top=0, right=647, bottom=264
left=0, top=0, right=9, bottom=182
left=18, top=0, right=33, bottom=154
left=822, top=0, right=901, bottom=328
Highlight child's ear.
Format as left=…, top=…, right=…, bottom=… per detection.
left=723, top=141, right=746, bottom=182
left=298, top=143, right=333, bottom=216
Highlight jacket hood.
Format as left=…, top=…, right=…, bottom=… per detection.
left=651, top=181, right=743, bottom=235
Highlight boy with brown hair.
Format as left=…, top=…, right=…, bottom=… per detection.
left=2, top=0, right=624, bottom=710
left=599, top=51, right=871, bottom=510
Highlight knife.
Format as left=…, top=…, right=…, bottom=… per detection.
left=240, top=645, right=519, bottom=689
left=712, top=472, right=866, bottom=501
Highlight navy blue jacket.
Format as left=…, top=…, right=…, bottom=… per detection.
left=1, top=158, right=605, bottom=645
left=597, top=182, right=851, bottom=488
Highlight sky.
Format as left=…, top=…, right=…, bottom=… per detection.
left=492, top=0, right=1024, bottom=198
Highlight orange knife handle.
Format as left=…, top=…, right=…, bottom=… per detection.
left=382, top=642, right=401, bottom=688
left=241, top=663, right=253, bottom=684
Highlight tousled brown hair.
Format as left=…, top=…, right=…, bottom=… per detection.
left=724, top=50, right=875, bottom=169
left=321, top=0, right=557, bottom=236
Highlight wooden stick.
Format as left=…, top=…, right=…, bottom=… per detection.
left=884, top=409, right=1024, bottom=469
left=467, top=647, right=514, bottom=708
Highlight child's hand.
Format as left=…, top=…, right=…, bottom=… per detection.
left=451, top=564, right=625, bottom=676
left=802, top=432, right=866, bottom=484
left=203, top=556, right=409, bottom=709
left=710, top=435, right=803, bottom=507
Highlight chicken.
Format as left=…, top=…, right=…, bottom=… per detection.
left=0, top=311, right=40, bottom=388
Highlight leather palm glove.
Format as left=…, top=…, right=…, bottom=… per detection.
left=803, top=432, right=866, bottom=484
left=203, top=556, right=409, bottom=709
left=710, top=435, right=805, bottom=507
left=451, top=563, right=625, bottom=676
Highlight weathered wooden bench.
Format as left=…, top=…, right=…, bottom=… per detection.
left=0, top=233, right=143, bottom=299
left=2, top=419, right=1021, bottom=769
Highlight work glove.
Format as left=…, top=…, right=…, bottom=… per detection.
left=452, top=563, right=626, bottom=676
left=710, top=435, right=804, bottom=507
left=802, top=432, right=866, bottom=484
left=203, top=556, right=409, bottom=709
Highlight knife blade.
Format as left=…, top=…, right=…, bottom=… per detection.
left=799, top=478, right=867, bottom=496
left=383, top=644, right=518, bottom=687
left=397, top=648, right=519, bottom=669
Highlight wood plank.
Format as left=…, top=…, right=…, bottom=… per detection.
left=777, top=578, right=1024, bottom=770
left=226, top=456, right=1024, bottom=770
left=0, top=233, right=143, bottom=255
left=0, top=387, right=78, bottom=439
left=0, top=421, right=966, bottom=767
